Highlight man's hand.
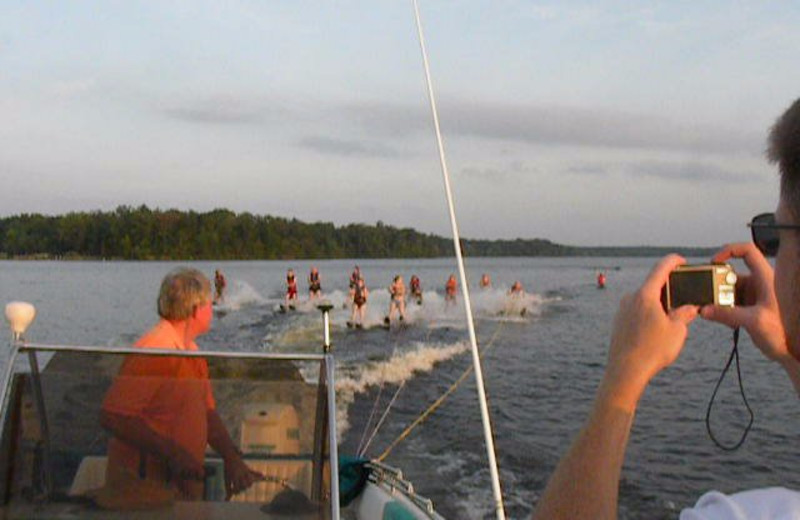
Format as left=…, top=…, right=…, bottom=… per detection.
left=701, top=243, right=791, bottom=362
left=603, top=254, right=699, bottom=411
left=165, top=441, right=205, bottom=481
left=224, top=454, right=264, bottom=500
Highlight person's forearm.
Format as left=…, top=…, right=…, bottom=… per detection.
left=532, top=378, right=640, bottom=520
left=100, top=410, right=175, bottom=460
left=207, top=410, right=240, bottom=461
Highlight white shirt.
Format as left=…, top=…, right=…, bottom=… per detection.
left=680, top=488, right=800, bottom=520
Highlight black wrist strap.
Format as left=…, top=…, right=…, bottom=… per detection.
left=705, top=327, right=754, bottom=451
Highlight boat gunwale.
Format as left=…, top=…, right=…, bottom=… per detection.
left=17, top=343, right=328, bottom=362
left=364, top=461, right=442, bottom=519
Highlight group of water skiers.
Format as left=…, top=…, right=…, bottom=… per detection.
left=282, top=267, right=322, bottom=306
left=281, top=267, right=530, bottom=329
left=212, top=266, right=609, bottom=328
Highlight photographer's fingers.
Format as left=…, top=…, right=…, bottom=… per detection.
left=713, top=242, right=773, bottom=282
left=700, top=304, right=747, bottom=329
left=703, top=302, right=790, bottom=361
left=670, top=304, right=700, bottom=326
left=641, top=254, right=686, bottom=299
left=714, top=243, right=776, bottom=308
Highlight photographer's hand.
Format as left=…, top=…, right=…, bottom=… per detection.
left=701, top=243, right=791, bottom=363
left=603, top=254, right=699, bottom=411
left=533, top=255, right=697, bottom=520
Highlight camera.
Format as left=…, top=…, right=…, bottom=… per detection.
left=661, top=264, right=737, bottom=311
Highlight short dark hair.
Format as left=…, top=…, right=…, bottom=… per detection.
left=768, top=98, right=800, bottom=216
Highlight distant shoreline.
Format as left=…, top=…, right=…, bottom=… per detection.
left=0, top=248, right=718, bottom=261
left=0, top=206, right=717, bottom=261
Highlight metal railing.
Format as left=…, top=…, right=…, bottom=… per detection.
left=366, top=460, right=439, bottom=518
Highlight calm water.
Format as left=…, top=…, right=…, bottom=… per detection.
left=1, top=257, right=798, bottom=519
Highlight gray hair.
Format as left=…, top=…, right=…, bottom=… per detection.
left=157, top=267, right=211, bottom=320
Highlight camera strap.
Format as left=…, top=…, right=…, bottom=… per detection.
left=705, top=327, right=754, bottom=450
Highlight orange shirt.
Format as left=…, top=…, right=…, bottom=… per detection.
left=102, top=320, right=215, bottom=496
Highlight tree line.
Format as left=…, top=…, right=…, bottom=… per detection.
left=0, top=206, right=715, bottom=260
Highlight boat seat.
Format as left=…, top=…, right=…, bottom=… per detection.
left=228, top=402, right=312, bottom=503
left=68, top=455, right=107, bottom=496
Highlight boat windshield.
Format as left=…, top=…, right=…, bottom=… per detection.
left=0, top=345, right=337, bottom=519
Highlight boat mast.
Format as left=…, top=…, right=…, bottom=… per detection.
left=411, top=2, right=506, bottom=519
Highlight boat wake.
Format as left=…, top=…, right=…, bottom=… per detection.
left=334, top=341, right=469, bottom=437
left=214, top=280, right=267, bottom=312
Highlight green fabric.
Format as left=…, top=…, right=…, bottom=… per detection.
left=383, top=501, right=416, bottom=520
left=338, top=455, right=370, bottom=507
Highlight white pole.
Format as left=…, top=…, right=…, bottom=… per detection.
left=411, top=2, right=506, bottom=519
left=318, top=303, right=333, bottom=352
left=323, top=311, right=331, bottom=350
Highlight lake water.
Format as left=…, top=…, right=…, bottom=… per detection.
left=1, top=257, right=798, bottom=519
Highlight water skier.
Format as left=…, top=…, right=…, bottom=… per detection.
left=285, top=269, right=298, bottom=310
left=348, top=277, right=369, bottom=329
left=308, top=267, right=322, bottom=301
left=508, top=280, right=527, bottom=316
left=385, top=275, right=407, bottom=326
left=410, top=274, right=423, bottom=305
left=213, top=269, right=227, bottom=304
left=445, top=274, right=457, bottom=305
left=597, top=271, right=607, bottom=289
left=348, top=265, right=361, bottom=309
left=349, top=266, right=361, bottom=289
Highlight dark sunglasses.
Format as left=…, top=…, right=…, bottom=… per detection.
left=748, top=212, right=800, bottom=256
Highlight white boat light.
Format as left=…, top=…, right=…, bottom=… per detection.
left=5, top=301, right=36, bottom=339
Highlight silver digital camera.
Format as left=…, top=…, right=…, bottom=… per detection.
left=661, top=264, right=737, bottom=311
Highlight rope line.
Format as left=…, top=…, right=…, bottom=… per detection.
left=356, top=326, right=409, bottom=456
left=376, top=320, right=505, bottom=463
left=356, top=375, right=386, bottom=457
left=359, top=380, right=407, bottom=457
left=356, top=288, right=441, bottom=457
left=356, top=304, right=438, bottom=457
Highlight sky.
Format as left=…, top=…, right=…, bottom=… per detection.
left=1, top=1, right=799, bottom=247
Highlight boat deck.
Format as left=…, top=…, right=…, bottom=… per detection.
left=1, top=501, right=327, bottom=519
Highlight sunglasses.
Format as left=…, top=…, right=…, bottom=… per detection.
left=749, top=212, right=800, bottom=256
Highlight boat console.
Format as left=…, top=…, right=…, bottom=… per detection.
left=0, top=303, right=340, bottom=519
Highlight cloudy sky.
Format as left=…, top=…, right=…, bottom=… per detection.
left=2, top=1, right=799, bottom=246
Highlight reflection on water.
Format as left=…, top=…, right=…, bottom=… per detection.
left=2, top=257, right=798, bottom=519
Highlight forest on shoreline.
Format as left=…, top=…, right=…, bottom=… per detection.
left=0, top=206, right=716, bottom=260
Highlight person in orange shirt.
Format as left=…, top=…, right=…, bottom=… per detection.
left=101, top=267, right=262, bottom=501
